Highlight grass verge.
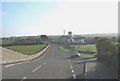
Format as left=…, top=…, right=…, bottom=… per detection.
left=59, top=45, right=69, bottom=53
left=72, top=44, right=97, bottom=53
left=4, top=44, right=47, bottom=55
left=80, top=53, right=97, bottom=58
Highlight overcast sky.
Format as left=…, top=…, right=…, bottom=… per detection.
left=1, top=0, right=118, bottom=37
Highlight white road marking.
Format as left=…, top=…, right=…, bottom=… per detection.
left=5, top=60, right=31, bottom=68
left=70, top=67, right=73, bottom=69
left=73, top=74, right=76, bottom=79
left=21, top=77, right=27, bottom=81
left=5, top=64, right=15, bottom=67
left=67, top=59, right=70, bottom=63
left=63, top=55, right=77, bottom=79
left=71, top=70, right=74, bottom=73
left=23, top=77, right=27, bottom=79
left=68, top=60, right=70, bottom=63
left=32, top=65, right=41, bottom=72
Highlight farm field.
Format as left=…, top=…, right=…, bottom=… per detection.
left=60, top=44, right=97, bottom=53
left=59, top=44, right=97, bottom=58
left=59, top=45, right=69, bottom=53
left=72, top=44, right=97, bottom=53
left=4, top=44, right=47, bottom=55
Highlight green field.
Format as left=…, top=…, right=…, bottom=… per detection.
left=59, top=44, right=97, bottom=58
left=72, top=44, right=97, bottom=53
left=59, top=45, right=69, bottom=53
left=4, top=44, right=47, bottom=55
left=80, top=53, right=97, bottom=58
left=59, top=44, right=97, bottom=53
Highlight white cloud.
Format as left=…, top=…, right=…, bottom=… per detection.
left=27, top=2, right=118, bottom=35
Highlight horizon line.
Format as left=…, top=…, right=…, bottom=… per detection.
left=1, top=33, right=118, bottom=38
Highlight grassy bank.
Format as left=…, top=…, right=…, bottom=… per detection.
left=4, top=44, right=47, bottom=55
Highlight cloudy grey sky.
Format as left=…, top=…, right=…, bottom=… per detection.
left=1, top=0, right=118, bottom=37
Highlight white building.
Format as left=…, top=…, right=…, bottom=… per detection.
left=59, top=31, right=85, bottom=44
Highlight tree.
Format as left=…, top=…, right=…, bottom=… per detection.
left=96, top=38, right=112, bottom=61
left=41, top=35, right=49, bottom=44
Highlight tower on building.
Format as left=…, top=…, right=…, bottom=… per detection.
left=63, top=30, right=65, bottom=35
left=68, top=31, right=72, bottom=37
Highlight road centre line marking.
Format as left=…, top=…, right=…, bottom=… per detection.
left=67, top=59, right=70, bottom=62
left=70, top=67, right=73, bottom=69
left=73, top=74, right=76, bottom=79
left=68, top=60, right=70, bottom=63
left=66, top=59, right=72, bottom=66
left=71, top=70, right=74, bottom=73
left=32, top=65, right=41, bottom=72
left=63, top=55, right=76, bottom=79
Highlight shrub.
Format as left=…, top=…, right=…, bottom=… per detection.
left=96, top=38, right=118, bottom=66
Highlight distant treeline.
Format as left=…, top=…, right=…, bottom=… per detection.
left=1, top=35, right=119, bottom=46
left=2, top=39, right=43, bottom=46
left=1, top=35, right=50, bottom=46
left=1, top=37, right=43, bottom=46
left=85, top=36, right=118, bottom=44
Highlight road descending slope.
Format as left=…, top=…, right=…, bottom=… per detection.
left=2, top=44, right=85, bottom=80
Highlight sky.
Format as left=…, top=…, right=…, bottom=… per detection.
left=1, top=0, right=118, bottom=37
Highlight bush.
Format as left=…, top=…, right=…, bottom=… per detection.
left=96, top=38, right=118, bottom=66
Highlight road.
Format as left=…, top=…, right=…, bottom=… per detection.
left=2, top=44, right=85, bottom=80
